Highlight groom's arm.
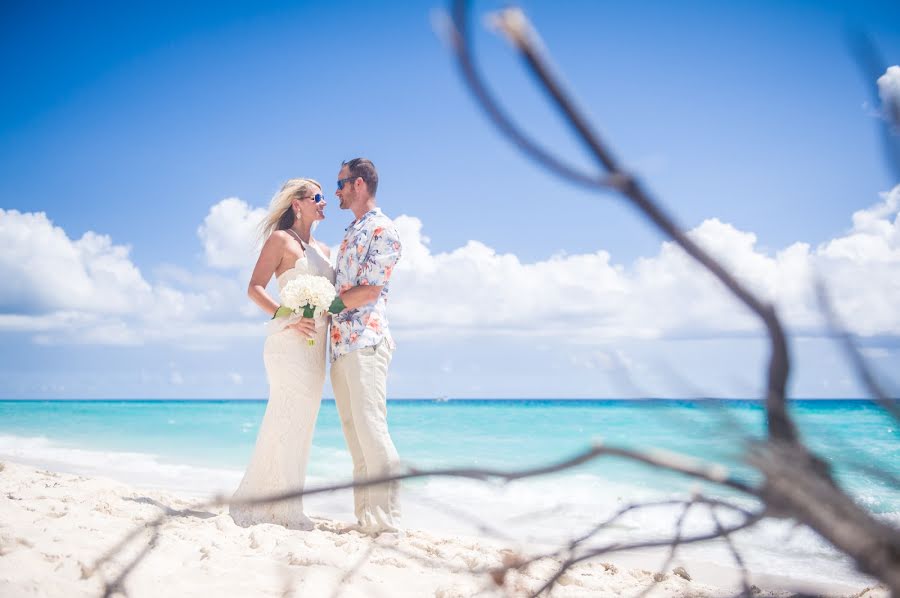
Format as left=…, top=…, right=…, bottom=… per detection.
left=336, top=284, right=383, bottom=311
left=334, top=225, right=401, bottom=312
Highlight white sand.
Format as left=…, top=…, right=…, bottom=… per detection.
left=0, top=460, right=887, bottom=597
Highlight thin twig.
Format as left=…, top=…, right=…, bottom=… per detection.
left=100, top=528, right=160, bottom=598
left=436, top=6, right=613, bottom=190
left=709, top=505, right=752, bottom=597
left=815, top=279, right=900, bottom=421
left=530, top=513, right=765, bottom=597
left=449, top=0, right=800, bottom=445
left=634, top=499, right=697, bottom=598
left=848, top=31, right=900, bottom=181
left=330, top=543, right=377, bottom=598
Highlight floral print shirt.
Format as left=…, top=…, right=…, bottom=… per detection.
left=330, top=208, right=402, bottom=362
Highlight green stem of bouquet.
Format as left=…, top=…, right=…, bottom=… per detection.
left=301, top=305, right=316, bottom=346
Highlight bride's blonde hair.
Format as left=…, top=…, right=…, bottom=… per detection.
left=259, top=178, right=322, bottom=240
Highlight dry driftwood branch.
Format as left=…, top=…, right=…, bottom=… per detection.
left=749, top=441, right=900, bottom=590
left=530, top=511, right=766, bottom=597
left=98, top=527, right=159, bottom=598
left=815, top=280, right=900, bottom=422
left=444, top=0, right=900, bottom=593
left=566, top=495, right=756, bottom=554
left=88, top=4, right=899, bottom=597
left=449, top=1, right=801, bottom=451
left=330, top=543, right=377, bottom=598
left=516, top=495, right=756, bottom=598
left=89, top=440, right=764, bottom=596
left=709, top=505, right=752, bottom=596
left=848, top=30, right=900, bottom=182
left=633, top=499, right=698, bottom=598
left=206, top=441, right=756, bottom=512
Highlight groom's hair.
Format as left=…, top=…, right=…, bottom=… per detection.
left=342, top=158, right=379, bottom=196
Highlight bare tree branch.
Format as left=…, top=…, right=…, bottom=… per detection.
left=848, top=30, right=900, bottom=181
left=530, top=512, right=765, bottom=597
left=330, top=543, right=377, bottom=598
left=83, top=6, right=900, bottom=597
left=633, top=499, right=697, bottom=598
left=87, top=442, right=761, bottom=596
left=750, top=442, right=900, bottom=590
left=709, top=505, right=752, bottom=597
left=448, top=1, right=802, bottom=448
left=815, top=279, right=900, bottom=421
left=443, top=2, right=900, bottom=594
left=433, top=7, right=612, bottom=189
left=99, top=528, right=160, bottom=598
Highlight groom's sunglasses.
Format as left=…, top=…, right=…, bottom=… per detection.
left=337, top=176, right=359, bottom=190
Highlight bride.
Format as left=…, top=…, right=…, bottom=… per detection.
left=229, top=178, right=334, bottom=530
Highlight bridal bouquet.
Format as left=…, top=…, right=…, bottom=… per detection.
left=275, top=274, right=337, bottom=346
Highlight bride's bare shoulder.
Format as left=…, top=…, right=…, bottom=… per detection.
left=263, top=230, right=292, bottom=249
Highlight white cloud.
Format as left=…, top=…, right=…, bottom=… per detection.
left=390, top=215, right=629, bottom=337
left=389, top=185, right=900, bottom=340
left=197, top=198, right=266, bottom=269
left=3, top=185, right=899, bottom=349
left=0, top=210, right=150, bottom=314
left=815, top=187, right=900, bottom=335
left=877, top=65, right=900, bottom=112
left=0, top=208, right=262, bottom=346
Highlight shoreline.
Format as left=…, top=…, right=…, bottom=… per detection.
left=0, top=459, right=885, bottom=597
left=2, top=398, right=897, bottom=402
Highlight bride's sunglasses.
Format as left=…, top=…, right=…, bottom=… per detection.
left=301, top=193, right=325, bottom=203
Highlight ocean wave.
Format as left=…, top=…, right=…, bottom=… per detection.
left=0, top=434, right=243, bottom=496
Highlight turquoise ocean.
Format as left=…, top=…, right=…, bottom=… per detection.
left=1, top=399, right=897, bottom=588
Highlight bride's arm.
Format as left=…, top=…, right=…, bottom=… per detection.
left=248, top=233, right=287, bottom=317
left=250, top=232, right=316, bottom=338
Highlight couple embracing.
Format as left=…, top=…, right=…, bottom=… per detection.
left=229, top=158, right=402, bottom=535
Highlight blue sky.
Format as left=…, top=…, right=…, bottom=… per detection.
left=1, top=0, right=899, bottom=399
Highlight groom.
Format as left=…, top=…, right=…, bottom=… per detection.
left=330, top=158, right=402, bottom=534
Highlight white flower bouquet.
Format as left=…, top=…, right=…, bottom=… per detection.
left=275, top=274, right=337, bottom=346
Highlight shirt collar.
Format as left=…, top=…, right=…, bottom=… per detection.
left=345, top=207, right=382, bottom=232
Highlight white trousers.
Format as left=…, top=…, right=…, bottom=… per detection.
left=330, top=340, right=400, bottom=531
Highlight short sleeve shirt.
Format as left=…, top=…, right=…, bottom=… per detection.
left=330, top=208, right=402, bottom=362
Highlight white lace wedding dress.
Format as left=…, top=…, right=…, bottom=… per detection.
left=229, top=240, right=335, bottom=530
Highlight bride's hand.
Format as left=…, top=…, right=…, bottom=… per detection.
left=287, top=318, right=316, bottom=338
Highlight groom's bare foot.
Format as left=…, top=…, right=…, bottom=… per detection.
left=335, top=521, right=403, bottom=538
left=373, top=529, right=405, bottom=545
left=334, top=521, right=369, bottom=535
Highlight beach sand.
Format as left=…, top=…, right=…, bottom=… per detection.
left=0, top=460, right=887, bottom=597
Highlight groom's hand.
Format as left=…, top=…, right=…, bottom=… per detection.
left=288, top=318, right=316, bottom=338
left=328, top=296, right=346, bottom=314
